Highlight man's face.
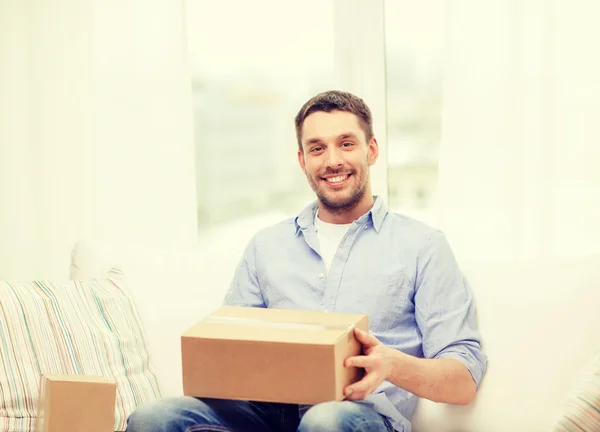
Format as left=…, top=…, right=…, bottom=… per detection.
left=298, top=110, right=378, bottom=211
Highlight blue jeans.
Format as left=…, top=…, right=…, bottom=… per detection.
left=125, top=397, right=395, bottom=432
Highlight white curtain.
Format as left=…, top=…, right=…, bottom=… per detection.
left=0, top=0, right=198, bottom=280
left=438, top=0, right=600, bottom=261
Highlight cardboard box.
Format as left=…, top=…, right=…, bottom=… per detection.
left=181, top=306, right=369, bottom=405
left=36, top=374, right=117, bottom=432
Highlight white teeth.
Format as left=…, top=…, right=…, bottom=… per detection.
left=326, top=175, right=348, bottom=183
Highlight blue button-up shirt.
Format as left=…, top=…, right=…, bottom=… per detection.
left=223, top=196, right=487, bottom=431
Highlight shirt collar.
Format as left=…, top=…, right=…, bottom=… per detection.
left=294, top=195, right=388, bottom=235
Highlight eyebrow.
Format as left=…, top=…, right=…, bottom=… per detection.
left=337, top=133, right=359, bottom=141
left=305, top=132, right=359, bottom=146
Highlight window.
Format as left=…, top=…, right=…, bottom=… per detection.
left=185, top=0, right=336, bottom=238
left=385, top=0, right=445, bottom=225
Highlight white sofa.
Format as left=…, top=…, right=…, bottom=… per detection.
left=70, top=239, right=600, bottom=431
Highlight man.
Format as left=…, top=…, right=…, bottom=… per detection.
left=126, top=90, right=487, bottom=432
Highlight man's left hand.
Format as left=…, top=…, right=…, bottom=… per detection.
left=343, top=328, right=395, bottom=401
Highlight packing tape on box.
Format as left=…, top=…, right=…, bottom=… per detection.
left=203, top=315, right=356, bottom=333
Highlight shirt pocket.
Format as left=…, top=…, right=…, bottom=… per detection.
left=377, top=267, right=412, bottom=305
left=341, top=266, right=413, bottom=332
left=371, top=268, right=413, bottom=330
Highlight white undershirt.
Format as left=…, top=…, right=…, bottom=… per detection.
left=314, top=211, right=352, bottom=273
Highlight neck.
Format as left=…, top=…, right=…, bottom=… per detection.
left=317, top=193, right=375, bottom=225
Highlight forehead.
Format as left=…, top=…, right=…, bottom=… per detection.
left=301, top=110, right=364, bottom=143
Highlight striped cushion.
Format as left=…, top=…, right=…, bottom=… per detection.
left=0, top=270, right=161, bottom=432
left=553, top=351, right=600, bottom=431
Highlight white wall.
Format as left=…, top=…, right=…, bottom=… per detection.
left=0, top=0, right=198, bottom=280
left=437, top=0, right=600, bottom=260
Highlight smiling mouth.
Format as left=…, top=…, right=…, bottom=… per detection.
left=322, top=174, right=351, bottom=186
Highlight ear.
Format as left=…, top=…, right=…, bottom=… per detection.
left=298, top=150, right=307, bottom=175
left=367, top=138, right=379, bottom=166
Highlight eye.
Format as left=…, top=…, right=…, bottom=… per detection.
left=310, top=146, right=324, bottom=153
left=342, top=142, right=354, bottom=147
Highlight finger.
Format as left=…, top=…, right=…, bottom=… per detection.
left=344, top=373, right=381, bottom=399
left=344, top=384, right=374, bottom=401
left=344, top=389, right=368, bottom=401
left=344, top=384, right=367, bottom=401
left=354, top=328, right=382, bottom=348
left=345, top=355, right=380, bottom=369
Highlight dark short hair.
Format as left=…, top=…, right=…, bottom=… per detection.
left=294, top=90, right=374, bottom=151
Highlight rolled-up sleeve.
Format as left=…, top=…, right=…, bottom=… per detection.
left=414, top=230, right=488, bottom=387
left=222, top=235, right=267, bottom=308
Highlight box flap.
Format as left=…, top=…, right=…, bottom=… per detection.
left=182, top=306, right=367, bottom=344
left=43, top=374, right=115, bottom=384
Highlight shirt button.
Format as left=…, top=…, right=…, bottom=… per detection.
left=318, top=272, right=324, bottom=279
left=364, top=226, right=368, bottom=230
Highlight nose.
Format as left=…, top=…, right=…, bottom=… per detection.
left=325, top=147, right=343, bottom=169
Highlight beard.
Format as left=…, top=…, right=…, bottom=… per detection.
left=307, top=167, right=368, bottom=214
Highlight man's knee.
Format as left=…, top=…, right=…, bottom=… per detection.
left=126, top=397, right=216, bottom=432
left=298, top=401, right=393, bottom=432
left=298, top=401, right=370, bottom=432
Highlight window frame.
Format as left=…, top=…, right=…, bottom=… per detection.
left=332, top=0, right=389, bottom=205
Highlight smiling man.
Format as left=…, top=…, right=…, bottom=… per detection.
left=299, top=109, right=375, bottom=220
left=126, top=91, right=487, bottom=432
